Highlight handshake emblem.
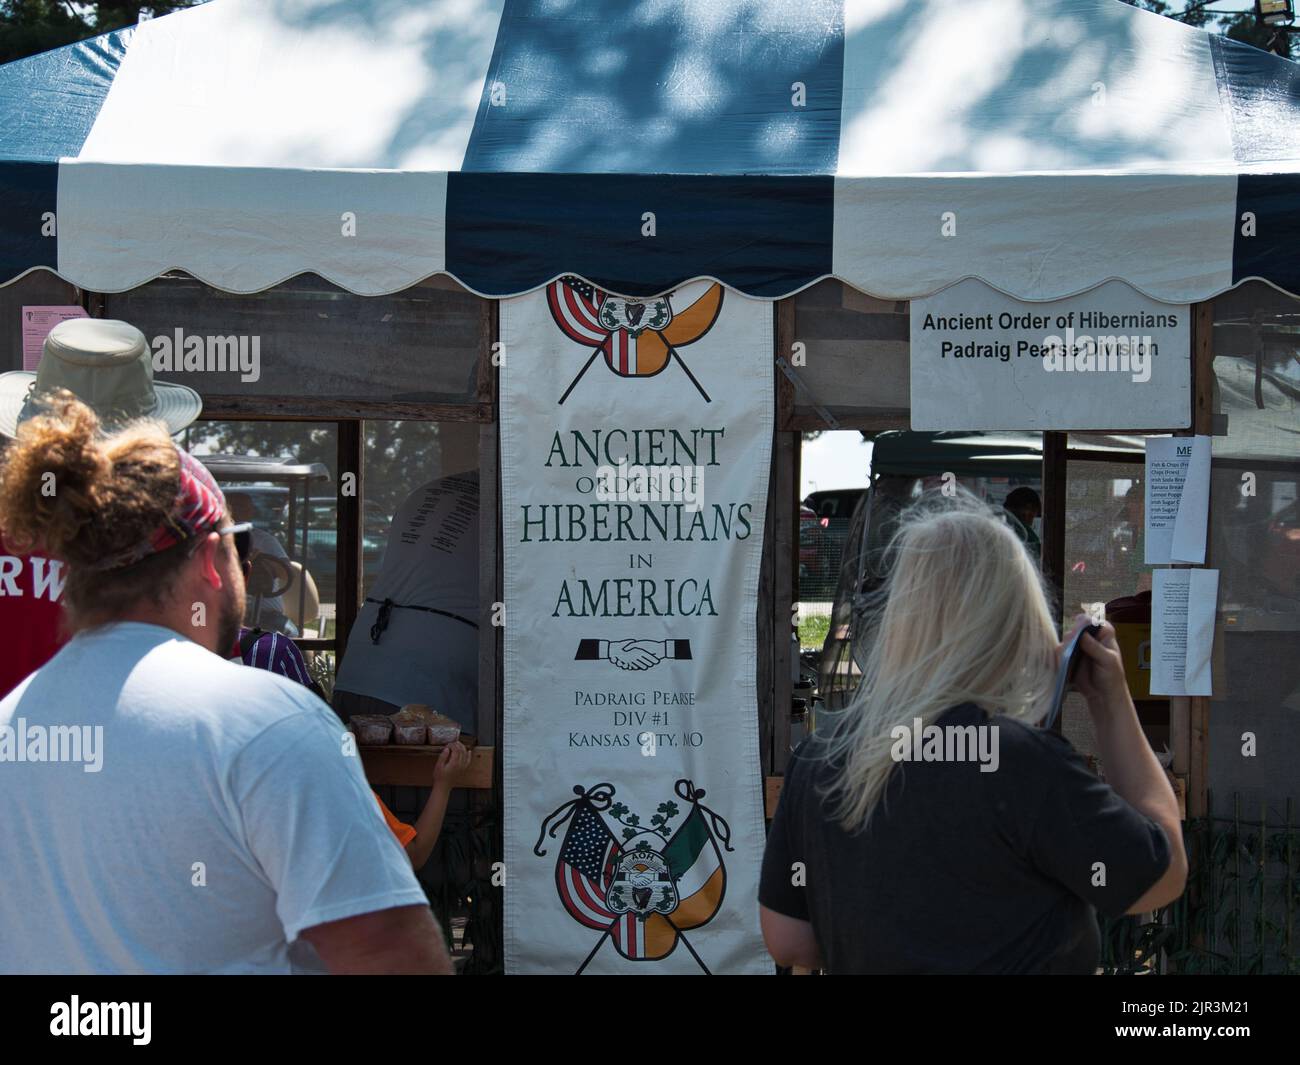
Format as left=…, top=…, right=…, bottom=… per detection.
left=574, top=638, right=693, bottom=672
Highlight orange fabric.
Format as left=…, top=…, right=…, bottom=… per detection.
left=374, top=792, right=417, bottom=848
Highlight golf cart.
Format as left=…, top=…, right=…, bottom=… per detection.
left=195, top=455, right=332, bottom=638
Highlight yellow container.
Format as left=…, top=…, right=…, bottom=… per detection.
left=1114, top=621, right=1153, bottom=700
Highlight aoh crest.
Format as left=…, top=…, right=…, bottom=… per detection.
left=606, top=839, right=678, bottom=917
left=598, top=295, right=672, bottom=336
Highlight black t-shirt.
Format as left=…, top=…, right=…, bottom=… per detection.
left=759, top=704, right=1171, bottom=974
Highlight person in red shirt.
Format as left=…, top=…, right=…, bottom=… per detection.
left=0, top=318, right=201, bottom=698
left=0, top=537, right=66, bottom=697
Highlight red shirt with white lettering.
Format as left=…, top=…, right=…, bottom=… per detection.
left=0, top=536, right=68, bottom=698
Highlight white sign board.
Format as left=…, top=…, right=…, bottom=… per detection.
left=910, top=280, right=1190, bottom=430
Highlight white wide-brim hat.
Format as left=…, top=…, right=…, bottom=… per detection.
left=0, top=318, right=202, bottom=439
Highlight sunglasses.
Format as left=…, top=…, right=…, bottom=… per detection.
left=222, top=522, right=254, bottom=562
left=182, top=521, right=253, bottom=560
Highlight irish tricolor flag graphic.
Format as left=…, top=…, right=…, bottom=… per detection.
left=664, top=805, right=726, bottom=930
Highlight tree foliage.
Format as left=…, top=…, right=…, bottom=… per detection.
left=1119, top=0, right=1289, bottom=57
left=0, top=2, right=204, bottom=64
left=2, top=1, right=1289, bottom=67
left=180, top=419, right=448, bottom=522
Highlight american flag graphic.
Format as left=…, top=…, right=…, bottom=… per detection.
left=546, top=276, right=647, bottom=375
left=555, top=803, right=620, bottom=931
left=609, top=912, right=652, bottom=959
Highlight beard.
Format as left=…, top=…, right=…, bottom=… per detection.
left=216, top=578, right=245, bottom=657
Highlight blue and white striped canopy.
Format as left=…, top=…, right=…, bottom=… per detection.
left=1, top=0, right=1298, bottom=302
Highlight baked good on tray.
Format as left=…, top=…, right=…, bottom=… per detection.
left=397, top=703, right=462, bottom=746
left=390, top=706, right=430, bottom=745
left=350, top=715, right=393, bottom=746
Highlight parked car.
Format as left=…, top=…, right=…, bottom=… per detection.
left=804, top=488, right=866, bottom=523
left=799, top=504, right=821, bottom=580
left=215, top=484, right=288, bottom=536
left=802, top=488, right=866, bottom=594
left=303, top=497, right=387, bottom=597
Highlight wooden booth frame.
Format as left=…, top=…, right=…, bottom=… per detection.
left=59, top=283, right=1217, bottom=817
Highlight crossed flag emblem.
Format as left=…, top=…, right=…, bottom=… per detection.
left=546, top=276, right=724, bottom=404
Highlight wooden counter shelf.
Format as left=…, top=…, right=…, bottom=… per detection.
left=361, top=743, right=787, bottom=819
left=359, top=743, right=494, bottom=789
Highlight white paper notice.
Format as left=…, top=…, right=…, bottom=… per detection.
left=1145, top=436, right=1211, bottom=565
left=21, top=306, right=87, bottom=370
left=1151, top=569, right=1218, bottom=696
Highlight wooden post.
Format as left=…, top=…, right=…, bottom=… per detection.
left=481, top=302, right=501, bottom=746
left=771, top=429, right=796, bottom=773
left=764, top=300, right=800, bottom=776
left=757, top=451, right=775, bottom=775
left=1188, top=300, right=1215, bottom=818
left=479, top=420, right=501, bottom=745
left=1040, top=431, right=1068, bottom=625
left=775, top=297, right=796, bottom=429
left=476, top=295, right=496, bottom=418
left=335, top=420, right=363, bottom=667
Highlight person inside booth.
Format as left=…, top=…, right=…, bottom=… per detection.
left=332, top=426, right=481, bottom=736
left=226, top=489, right=296, bottom=633
left=331, top=426, right=482, bottom=904
left=1001, top=485, right=1042, bottom=561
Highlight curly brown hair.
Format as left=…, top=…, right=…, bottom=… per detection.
left=0, top=391, right=194, bottom=629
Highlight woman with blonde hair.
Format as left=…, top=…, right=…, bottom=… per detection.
left=759, top=491, right=1186, bottom=974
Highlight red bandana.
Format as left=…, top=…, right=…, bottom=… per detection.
left=88, top=449, right=228, bottom=572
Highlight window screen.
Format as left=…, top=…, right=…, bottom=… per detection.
left=788, top=280, right=909, bottom=422
left=104, top=273, right=486, bottom=407
left=1205, top=282, right=1299, bottom=824
left=179, top=420, right=339, bottom=642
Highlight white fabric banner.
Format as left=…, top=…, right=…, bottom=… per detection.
left=501, top=279, right=772, bottom=975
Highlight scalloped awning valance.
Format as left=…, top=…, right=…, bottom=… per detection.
left=1, top=0, right=1298, bottom=303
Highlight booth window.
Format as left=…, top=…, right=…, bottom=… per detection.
left=103, top=272, right=492, bottom=417
left=91, top=273, right=499, bottom=743
left=783, top=280, right=908, bottom=430
left=177, top=420, right=340, bottom=679
left=1204, top=282, right=1299, bottom=827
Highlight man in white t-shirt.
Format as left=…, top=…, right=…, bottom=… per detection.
left=0, top=406, right=449, bottom=974
left=334, top=471, right=480, bottom=732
